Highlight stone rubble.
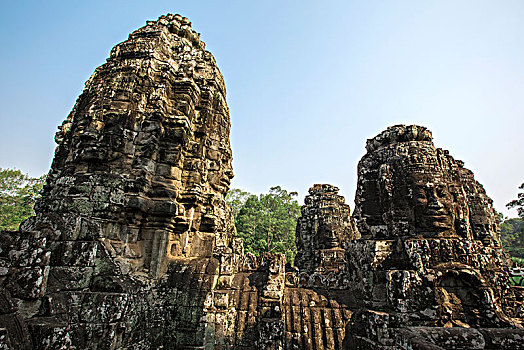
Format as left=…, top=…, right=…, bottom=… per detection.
left=0, top=15, right=522, bottom=350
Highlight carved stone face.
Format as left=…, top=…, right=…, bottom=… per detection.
left=207, top=155, right=233, bottom=195
left=294, top=184, right=356, bottom=272
left=318, top=221, right=340, bottom=249
left=72, top=118, right=105, bottom=161
left=412, top=179, right=455, bottom=233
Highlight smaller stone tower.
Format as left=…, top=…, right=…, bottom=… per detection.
left=295, top=184, right=358, bottom=274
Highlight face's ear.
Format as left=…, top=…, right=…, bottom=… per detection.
left=447, top=183, right=473, bottom=239
left=378, top=164, right=393, bottom=200
left=377, top=163, right=397, bottom=230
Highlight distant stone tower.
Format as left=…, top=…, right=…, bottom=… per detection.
left=295, top=184, right=358, bottom=273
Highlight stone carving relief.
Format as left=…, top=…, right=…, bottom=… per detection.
left=0, top=15, right=522, bottom=350
left=295, top=184, right=358, bottom=274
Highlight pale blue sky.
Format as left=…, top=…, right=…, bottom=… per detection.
left=1, top=1, right=523, bottom=216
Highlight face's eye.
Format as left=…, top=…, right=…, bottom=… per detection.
left=74, top=122, right=87, bottom=133
left=436, top=186, right=449, bottom=199
left=416, top=187, right=427, bottom=200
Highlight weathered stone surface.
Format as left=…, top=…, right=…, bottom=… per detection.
left=395, top=327, right=524, bottom=350
left=0, top=16, right=522, bottom=350
left=346, top=125, right=523, bottom=348
left=295, top=184, right=358, bottom=274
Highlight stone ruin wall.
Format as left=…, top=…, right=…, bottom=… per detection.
left=0, top=14, right=522, bottom=350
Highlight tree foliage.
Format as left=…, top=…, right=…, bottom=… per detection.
left=0, top=168, right=46, bottom=231
left=511, top=256, right=524, bottom=267
left=500, top=218, right=524, bottom=258
left=507, top=183, right=524, bottom=218
left=502, top=183, right=524, bottom=258
left=228, top=186, right=301, bottom=263
left=225, top=188, right=251, bottom=217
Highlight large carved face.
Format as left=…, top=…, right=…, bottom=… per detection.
left=377, top=157, right=460, bottom=237
left=71, top=116, right=106, bottom=162
left=318, top=221, right=340, bottom=249
left=356, top=125, right=502, bottom=243
left=207, top=153, right=233, bottom=195
left=411, top=177, right=455, bottom=234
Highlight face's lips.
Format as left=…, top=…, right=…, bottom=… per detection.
left=424, top=216, right=453, bottom=230
left=427, top=214, right=451, bottom=222
left=416, top=211, right=454, bottom=230
left=324, top=237, right=339, bottom=248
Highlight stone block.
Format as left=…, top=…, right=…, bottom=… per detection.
left=48, top=241, right=98, bottom=266
left=79, top=292, right=128, bottom=323
left=46, top=266, right=92, bottom=293
left=8, top=266, right=49, bottom=299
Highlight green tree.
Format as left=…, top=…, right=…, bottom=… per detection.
left=230, top=186, right=301, bottom=263
left=504, top=183, right=524, bottom=258
left=0, top=168, right=46, bottom=231
left=225, top=188, right=251, bottom=217
left=507, top=183, right=524, bottom=217
left=500, top=218, right=524, bottom=257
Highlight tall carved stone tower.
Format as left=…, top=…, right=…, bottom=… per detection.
left=0, top=14, right=244, bottom=349
left=24, top=13, right=236, bottom=278
left=346, top=125, right=523, bottom=348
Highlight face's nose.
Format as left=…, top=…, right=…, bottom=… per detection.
left=225, top=169, right=234, bottom=180
left=427, top=187, right=445, bottom=211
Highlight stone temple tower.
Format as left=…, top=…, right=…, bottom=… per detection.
left=0, top=15, right=522, bottom=350
left=0, top=14, right=245, bottom=349
left=345, top=125, right=523, bottom=348
left=23, top=13, right=236, bottom=278
left=295, top=184, right=358, bottom=274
